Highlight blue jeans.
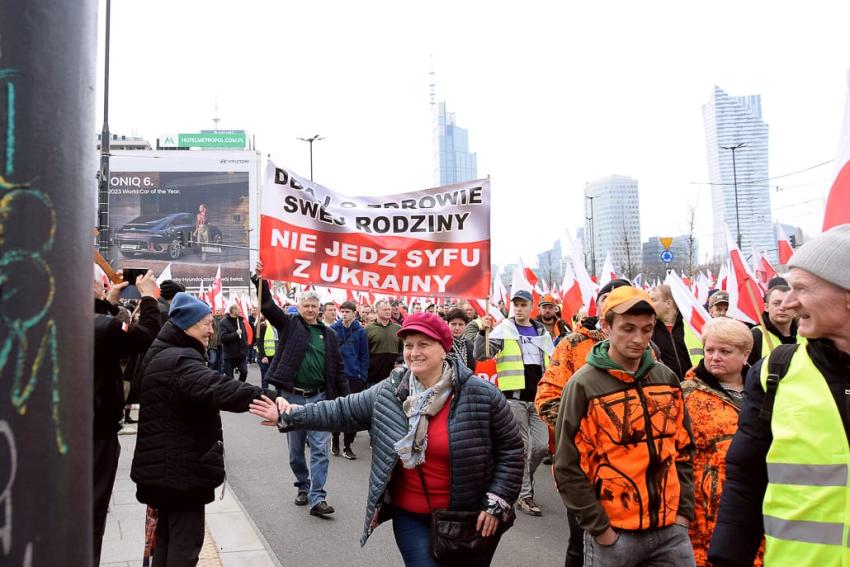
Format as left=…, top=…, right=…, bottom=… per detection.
left=280, top=390, right=329, bottom=508
left=392, top=508, right=494, bottom=567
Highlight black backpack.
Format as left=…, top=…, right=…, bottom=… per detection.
left=758, top=343, right=800, bottom=422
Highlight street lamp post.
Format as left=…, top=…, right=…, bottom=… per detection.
left=585, top=195, right=596, bottom=277
left=297, top=134, right=324, bottom=181
left=97, top=0, right=112, bottom=260
left=721, top=142, right=746, bottom=249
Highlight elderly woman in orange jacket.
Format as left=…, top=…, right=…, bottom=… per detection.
left=682, top=317, right=763, bottom=566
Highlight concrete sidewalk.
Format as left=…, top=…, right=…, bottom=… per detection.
left=100, top=424, right=281, bottom=567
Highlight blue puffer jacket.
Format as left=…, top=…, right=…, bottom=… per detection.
left=278, top=360, right=524, bottom=546
left=330, top=319, right=370, bottom=382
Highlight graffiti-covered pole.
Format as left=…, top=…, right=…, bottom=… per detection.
left=0, top=0, right=97, bottom=565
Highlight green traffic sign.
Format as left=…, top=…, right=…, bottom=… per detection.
left=177, top=132, right=246, bottom=148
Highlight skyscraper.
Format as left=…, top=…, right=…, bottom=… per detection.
left=703, top=86, right=772, bottom=258
left=433, top=101, right=478, bottom=186
left=584, top=175, right=641, bottom=278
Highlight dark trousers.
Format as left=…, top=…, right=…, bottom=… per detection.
left=566, top=509, right=584, bottom=567
left=93, top=434, right=121, bottom=566
left=332, top=379, right=366, bottom=447
left=152, top=506, right=205, bottom=567
left=258, top=357, right=270, bottom=389
left=224, top=357, right=247, bottom=382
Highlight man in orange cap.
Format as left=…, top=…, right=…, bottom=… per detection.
left=554, top=286, right=696, bottom=565
left=535, top=294, right=569, bottom=343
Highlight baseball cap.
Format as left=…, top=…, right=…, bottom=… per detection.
left=511, top=289, right=533, bottom=302
left=709, top=291, right=730, bottom=308
left=540, top=294, right=557, bottom=306
left=602, top=286, right=657, bottom=317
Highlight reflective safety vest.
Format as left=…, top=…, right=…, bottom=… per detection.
left=260, top=323, right=278, bottom=357
left=683, top=324, right=704, bottom=367
left=495, top=339, right=549, bottom=392
left=761, top=329, right=806, bottom=358
left=760, top=348, right=850, bottom=565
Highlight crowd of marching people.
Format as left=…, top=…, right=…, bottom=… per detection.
left=92, top=224, right=850, bottom=566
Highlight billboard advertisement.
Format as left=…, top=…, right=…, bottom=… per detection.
left=107, top=150, right=259, bottom=288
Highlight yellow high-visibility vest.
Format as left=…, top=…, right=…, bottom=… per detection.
left=495, top=336, right=549, bottom=392
left=683, top=324, right=704, bottom=367
left=760, top=328, right=806, bottom=357
left=760, top=347, right=850, bottom=566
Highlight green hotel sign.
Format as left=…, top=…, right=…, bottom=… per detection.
left=174, top=132, right=247, bottom=148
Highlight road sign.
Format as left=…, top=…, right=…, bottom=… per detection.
left=660, top=250, right=674, bottom=264
left=659, top=237, right=674, bottom=250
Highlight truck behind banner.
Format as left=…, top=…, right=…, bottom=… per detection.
left=108, top=151, right=257, bottom=288
left=259, top=162, right=491, bottom=298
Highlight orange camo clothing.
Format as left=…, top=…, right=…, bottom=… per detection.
left=535, top=327, right=605, bottom=430
left=682, top=368, right=764, bottom=567
left=554, top=349, right=695, bottom=536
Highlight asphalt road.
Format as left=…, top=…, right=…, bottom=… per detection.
left=223, top=366, right=570, bottom=567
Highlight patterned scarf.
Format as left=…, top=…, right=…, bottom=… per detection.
left=448, top=336, right=468, bottom=365
left=394, top=363, right=454, bottom=469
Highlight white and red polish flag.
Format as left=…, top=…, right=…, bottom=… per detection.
left=665, top=270, right=712, bottom=336
left=259, top=162, right=490, bottom=299
left=823, top=69, right=850, bottom=230
left=717, top=262, right=729, bottom=292
left=752, top=248, right=778, bottom=291
left=492, top=271, right=509, bottom=308
left=775, top=225, right=794, bottom=265
left=597, top=252, right=617, bottom=291
left=559, top=262, right=584, bottom=324
left=198, top=280, right=207, bottom=304
left=209, top=265, right=223, bottom=312
left=724, top=228, right=765, bottom=325
left=156, top=263, right=173, bottom=286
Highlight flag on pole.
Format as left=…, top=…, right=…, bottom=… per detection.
left=156, top=263, right=173, bottom=286
left=492, top=273, right=509, bottom=308
left=724, top=228, right=765, bottom=325
left=717, top=261, right=729, bottom=292
left=775, top=224, right=794, bottom=265
left=210, top=265, right=223, bottom=312
left=823, top=68, right=850, bottom=230
left=559, top=262, right=584, bottom=324
left=752, top=248, right=778, bottom=291
left=665, top=270, right=712, bottom=337
left=234, top=295, right=254, bottom=345
left=597, top=252, right=617, bottom=291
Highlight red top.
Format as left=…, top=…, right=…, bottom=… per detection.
left=391, top=397, right=452, bottom=514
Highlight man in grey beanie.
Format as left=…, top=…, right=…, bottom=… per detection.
left=709, top=223, right=850, bottom=566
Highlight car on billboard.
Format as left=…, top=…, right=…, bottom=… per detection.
left=114, top=212, right=223, bottom=260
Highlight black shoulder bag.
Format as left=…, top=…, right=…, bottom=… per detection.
left=416, top=467, right=514, bottom=562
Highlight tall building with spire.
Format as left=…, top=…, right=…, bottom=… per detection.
left=703, top=86, right=772, bottom=258
left=432, top=101, right=478, bottom=186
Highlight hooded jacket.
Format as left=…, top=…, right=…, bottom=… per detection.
left=330, top=318, right=370, bottom=382
left=277, top=360, right=524, bottom=546
left=682, top=362, right=763, bottom=567
left=535, top=327, right=606, bottom=429
left=131, top=321, right=275, bottom=510
left=554, top=341, right=695, bottom=536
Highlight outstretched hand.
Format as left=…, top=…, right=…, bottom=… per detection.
left=249, top=395, right=281, bottom=426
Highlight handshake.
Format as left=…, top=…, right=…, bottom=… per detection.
left=249, top=395, right=300, bottom=426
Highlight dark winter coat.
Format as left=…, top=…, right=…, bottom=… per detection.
left=278, top=360, right=524, bottom=545
left=330, top=319, right=370, bottom=383
left=708, top=338, right=850, bottom=566
left=219, top=314, right=249, bottom=360
left=651, top=312, right=691, bottom=380
left=94, top=297, right=162, bottom=439
left=131, top=321, right=275, bottom=510
left=255, top=278, right=349, bottom=398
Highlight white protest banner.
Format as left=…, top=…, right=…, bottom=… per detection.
left=259, top=162, right=490, bottom=298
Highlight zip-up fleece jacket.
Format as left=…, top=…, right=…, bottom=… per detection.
left=331, top=319, right=370, bottom=382
left=553, top=341, right=695, bottom=536
left=535, top=327, right=606, bottom=430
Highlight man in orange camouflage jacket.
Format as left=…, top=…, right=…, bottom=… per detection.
left=554, top=286, right=696, bottom=566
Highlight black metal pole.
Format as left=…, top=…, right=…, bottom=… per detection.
left=0, top=0, right=97, bottom=564
left=586, top=195, right=596, bottom=277
left=309, top=140, right=314, bottom=181
left=97, top=0, right=111, bottom=260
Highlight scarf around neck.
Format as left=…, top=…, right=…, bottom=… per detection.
left=394, top=363, right=454, bottom=469
left=448, top=336, right=468, bottom=365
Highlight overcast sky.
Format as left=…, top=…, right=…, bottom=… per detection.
left=97, top=0, right=850, bottom=268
